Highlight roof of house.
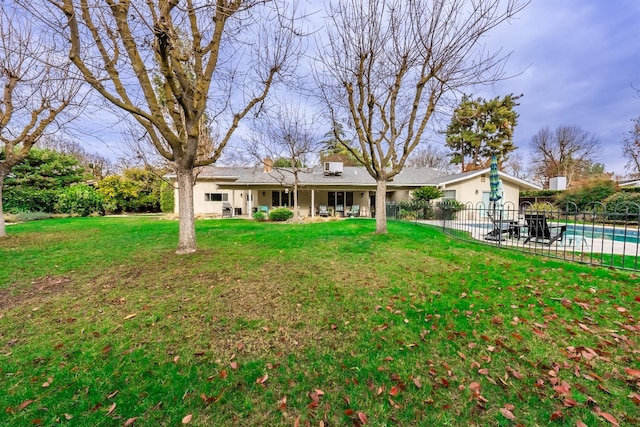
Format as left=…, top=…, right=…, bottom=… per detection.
left=619, top=179, right=640, bottom=188
left=431, top=168, right=543, bottom=190
left=184, top=164, right=541, bottom=190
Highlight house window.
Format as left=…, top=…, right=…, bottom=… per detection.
left=328, top=191, right=353, bottom=207
left=442, top=190, right=456, bottom=200
left=205, top=193, right=228, bottom=202
left=271, top=191, right=296, bottom=206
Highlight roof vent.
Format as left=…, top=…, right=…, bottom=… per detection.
left=323, top=162, right=343, bottom=176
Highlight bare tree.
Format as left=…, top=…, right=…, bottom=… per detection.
left=528, top=125, right=601, bottom=188
left=246, top=102, right=320, bottom=219
left=0, top=5, right=82, bottom=237
left=316, top=0, right=529, bottom=233
left=38, top=134, right=113, bottom=179
left=502, top=150, right=527, bottom=179
left=27, top=0, right=303, bottom=253
left=406, top=145, right=455, bottom=174
left=622, top=117, right=640, bottom=178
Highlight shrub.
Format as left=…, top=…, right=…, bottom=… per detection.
left=253, top=210, right=267, bottom=221
left=523, top=202, right=555, bottom=213
left=2, top=187, right=60, bottom=213
left=602, top=192, right=640, bottom=220
left=160, top=181, right=175, bottom=213
left=55, top=184, right=104, bottom=216
left=269, top=207, right=293, bottom=221
left=555, top=179, right=616, bottom=210
left=14, top=211, right=53, bottom=222
left=436, top=199, right=465, bottom=219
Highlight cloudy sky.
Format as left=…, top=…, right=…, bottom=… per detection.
left=69, top=0, right=639, bottom=177
left=472, top=0, right=640, bottom=176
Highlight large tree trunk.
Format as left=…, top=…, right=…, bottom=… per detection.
left=375, top=179, right=387, bottom=234
left=0, top=173, right=6, bottom=238
left=176, top=168, right=196, bottom=254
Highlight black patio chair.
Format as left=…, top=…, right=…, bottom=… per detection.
left=484, top=210, right=519, bottom=241
left=523, top=214, right=567, bottom=245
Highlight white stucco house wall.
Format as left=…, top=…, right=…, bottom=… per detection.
left=167, top=163, right=541, bottom=218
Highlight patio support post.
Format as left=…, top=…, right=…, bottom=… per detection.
left=311, top=189, right=315, bottom=218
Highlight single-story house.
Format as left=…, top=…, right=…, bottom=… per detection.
left=169, top=162, right=541, bottom=218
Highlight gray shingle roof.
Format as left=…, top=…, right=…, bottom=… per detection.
left=180, top=163, right=540, bottom=190
left=195, top=164, right=447, bottom=188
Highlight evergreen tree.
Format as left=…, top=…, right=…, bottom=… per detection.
left=445, top=94, right=521, bottom=171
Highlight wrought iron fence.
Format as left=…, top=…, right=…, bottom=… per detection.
left=425, top=201, right=640, bottom=272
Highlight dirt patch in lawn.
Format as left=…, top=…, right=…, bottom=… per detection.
left=0, top=275, right=74, bottom=310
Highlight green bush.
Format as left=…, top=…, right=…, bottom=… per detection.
left=523, top=202, right=556, bottom=213
left=2, top=187, right=60, bottom=213
left=97, top=168, right=163, bottom=214
left=555, top=179, right=616, bottom=210
left=55, top=184, right=104, bottom=216
left=252, top=211, right=267, bottom=221
left=269, top=207, right=293, bottom=221
left=160, top=181, right=175, bottom=213
left=436, top=199, right=465, bottom=220
left=520, top=190, right=563, bottom=198
left=602, top=192, right=640, bottom=220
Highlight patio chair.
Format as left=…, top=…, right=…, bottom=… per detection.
left=346, top=205, right=360, bottom=217
left=484, top=210, right=519, bottom=241
left=222, top=202, right=233, bottom=218
left=335, top=204, right=344, bottom=217
left=523, top=214, right=567, bottom=245
left=318, top=205, right=329, bottom=217
left=259, top=205, right=269, bottom=215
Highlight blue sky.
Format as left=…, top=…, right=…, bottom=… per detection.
left=471, top=0, right=640, bottom=176
left=70, top=0, right=639, bottom=177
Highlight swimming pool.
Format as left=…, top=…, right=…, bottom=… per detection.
left=466, top=222, right=640, bottom=245
left=565, top=224, right=640, bottom=244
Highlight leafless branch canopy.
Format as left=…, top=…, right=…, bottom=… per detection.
left=0, top=4, right=82, bottom=172
left=31, top=0, right=304, bottom=172
left=622, top=117, right=640, bottom=178
left=528, top=125, right=602, bottom=188
left=316, top=0, right=528, bottom=181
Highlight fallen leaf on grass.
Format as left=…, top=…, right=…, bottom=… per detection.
left=255, top=373, right=268, bottom=384
left=357, top=411, right=368, bottom=425
left=124, top=313, right=137, bottom=320
left=469, top=382, right=481, bottom=392
left=182, top=414, right=192, bottom=424
left=230, top=361, right=238, bottom=370
left=500, top=407, right=515, bottom=421
left=107, top=403, right=116, bottom=416
left=412, top=377, right=422, bottom=389
left=624, top=367, right=640, bottom=378
left=17, top=400, right=34, bottom=411
left=550, top=410, right=563, bottom=421
left=389, top=386, right=400, bottom=397
left=277, top=396, right=287, bottom=411
left=123, top=417, right=137, bottom=426
left=576, top=421, right=588, bottom=427
left=598, top=411, right=620, bottom=426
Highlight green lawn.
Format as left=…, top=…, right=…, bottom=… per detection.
left=1, top=216, right=638, bottom=426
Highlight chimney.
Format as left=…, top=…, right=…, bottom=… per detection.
left=263, top=157, right=273, bottom=173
